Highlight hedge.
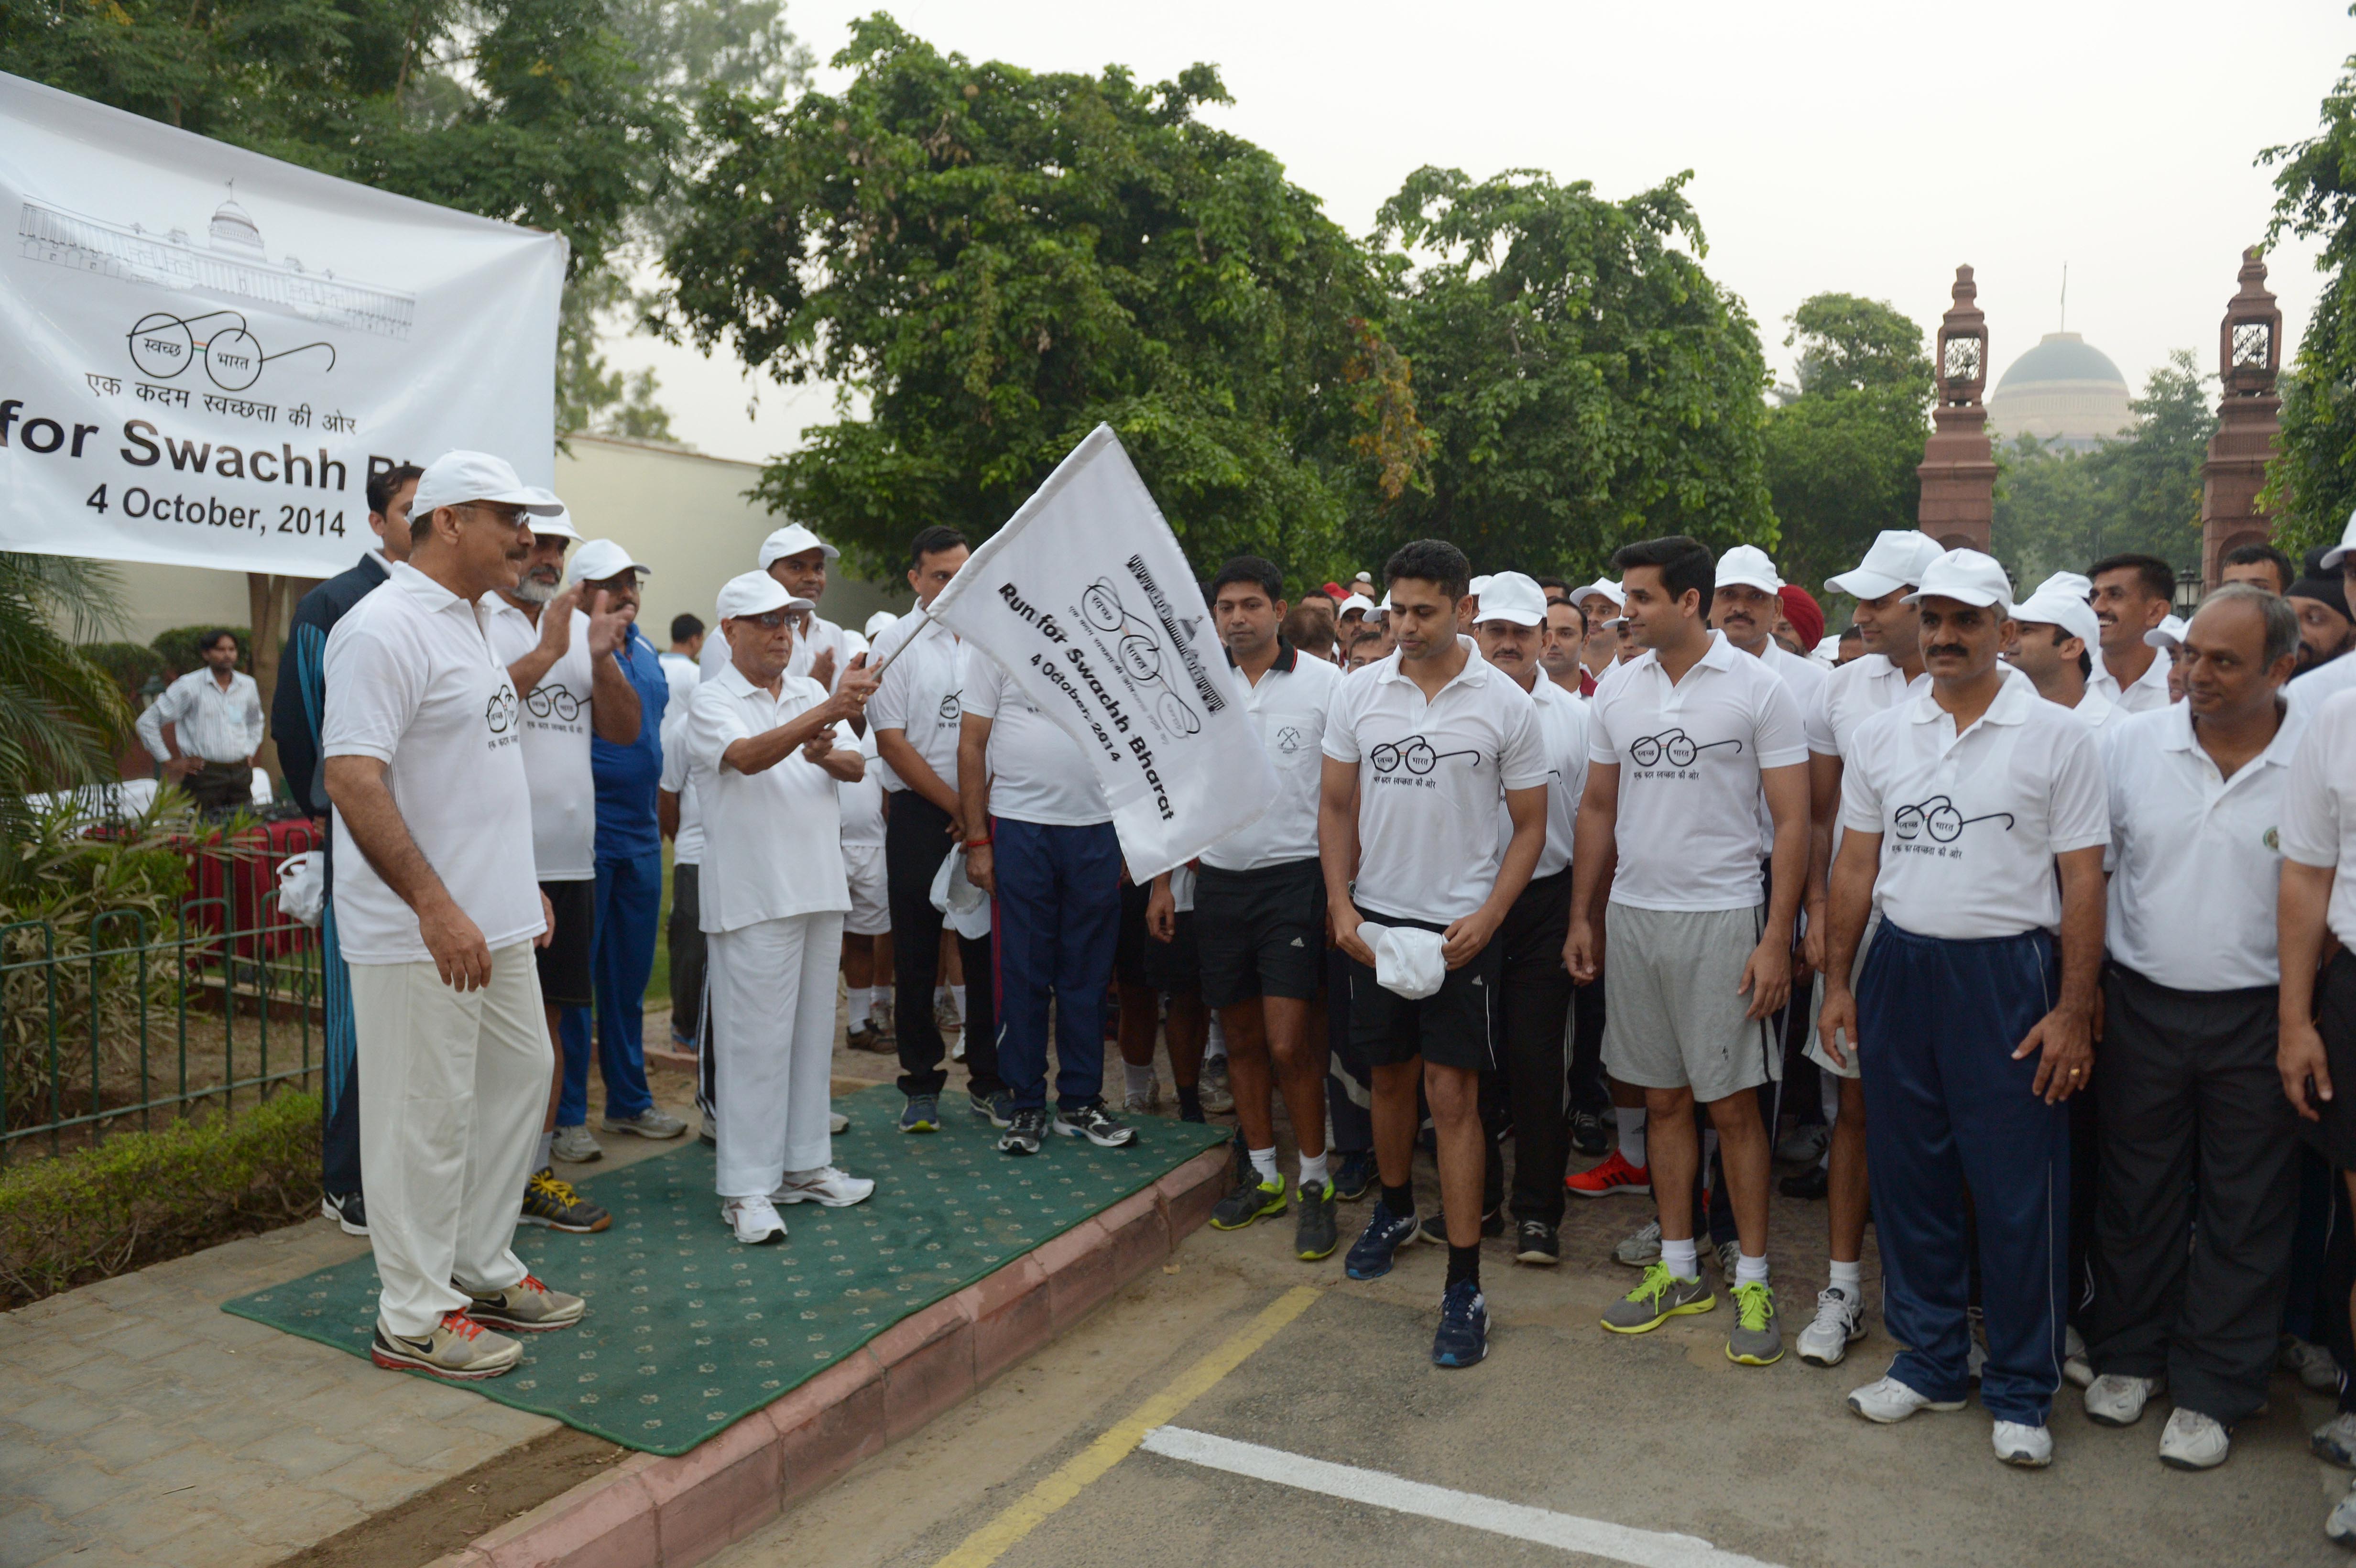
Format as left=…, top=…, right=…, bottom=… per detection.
left=0, top=1091, right=320, bottom=1308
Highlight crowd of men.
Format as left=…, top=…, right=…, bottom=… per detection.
left=273, top=443, right=2356, bottom=1545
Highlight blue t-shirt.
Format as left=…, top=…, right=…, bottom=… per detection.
left=591, top=624, right=666, bottom=860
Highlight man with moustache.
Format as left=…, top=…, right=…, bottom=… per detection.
left=700, top=523, right=856, bottom=692
left=2088, top=554, right=2177, bottom=714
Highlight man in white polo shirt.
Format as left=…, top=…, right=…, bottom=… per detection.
left=2084, top=585, right=2302, bottom=1470
left=2004, top=573, right=2115, bottom=730
left=2088, top=554, right=2177, bottom=714
left=138, top=628, right=265, bottom=812
left=1788, top=528, right=1942, bottom=1367
left=1324, top=540, right=1548, bottom=1370
left=2289, top=513, right=2356, bottom=717
left=1571, top=535, right=1808, bottom=1367
left=323, top=450, right=583, bottom=1381
left=1821, top=548, right=2108, bottom=1469
left=687, top=572, right=880, bottom=1244
left=1196, top=557, right=1346, bottom=1261
left=698, top=523, right=854, bottom=690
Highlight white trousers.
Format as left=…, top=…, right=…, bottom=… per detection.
left=352, top=942, right=550, bottom=1339
left=709, top=912, right=842, bottom=1197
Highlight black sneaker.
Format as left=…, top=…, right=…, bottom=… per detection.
left=1210, top=1164, right=1287, bottom=1230
left=1331, top=1151, right=1378, bottom=1202
left=1294, top=1180, right=1339, bottom=1261
left=1568, top=1110, right=1609, bottom=1158
left=1418, top=1207, right=1505, bottom=1245
left=1052, top=1100, right=1137, bottom=1148
left=999, top=1107, right=1046, bottom=1155
left=1430, top=1278, right=1490, bottom=1368
left=968, top=1088, right=1014, bottom=1127
left=322, top=1189, right=368, bottom=1236
left=1514, top=1220, right=1560, bottom=1266
left=520, top=1168, right=610, bottom=1233
left=1780, top=1165, right=1830, bottom=1200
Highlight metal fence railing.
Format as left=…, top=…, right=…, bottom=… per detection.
left=1, top=819, right=326, bottom=1168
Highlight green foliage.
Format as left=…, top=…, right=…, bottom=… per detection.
left=559, top=272, right=680, bottom=444
left=2264, top=43, right=2356, bottom=554
left=1761, top=294, right=1931, bottom=593
left=0, top=1090, right=320, bottom=1306
left=79, top=644, right=169, bottom=707
left=0, top=555, right=131, bottom=807
left=1992, top=351, right=2216, bottom=585
left=152, top=626, right=251, bottom=676
left=1364, top=166, right=1774, bottom=579
left=657, top=15, right=1403, bottom=585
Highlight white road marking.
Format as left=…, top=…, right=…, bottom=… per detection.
left=1139, top=1426, right=1789, bottom=1568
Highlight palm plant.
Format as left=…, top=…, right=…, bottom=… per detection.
left=0, top=554, right=133, bottom=842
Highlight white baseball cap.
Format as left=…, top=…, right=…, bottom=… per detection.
left=864, top=610, right=901, bottom=639
left=1472, top=571, right=1548, bottom=627
left=1714, top=544, right=1783, bottom=596
left=1904, top=549, right=2014, bottom=612
left=1468, top=574, right=1494, bottom=598
left=716, top=570, right=813, bottom=622
left=757, top=523, right=840, bottom=569
left=1812, top=633, right=1843, bottom=665
left=1827, top=530, right=1946, bottom=600
left=1337, top=593, right=1375, bottom=619
left=1568, top=577, right=1624, bottom=612
left=409, top=451, right=565, bottom=521
left=563, top=539, right=649, bottom=587
left=2323, top=507, right=2356, bottom=570
left=2012, top=588, right=2100, bottom=650
left=2144, top=613, right=2191, bottom=651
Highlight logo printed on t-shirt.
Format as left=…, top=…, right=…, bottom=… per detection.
left=938, top=690, right=962, bottom=724
left=1368, top=736, right=1479, bottom=783
left=485, top=687, right=519, bottom=736
left=1627, top=728, right=1740, bottom=769
left=523, top=685, right=584, bottom=723
left=1891, top=794, right=2014, bottom=858
left=1275, top=725, right=1307, bottom=754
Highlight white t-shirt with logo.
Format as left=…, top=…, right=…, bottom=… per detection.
left=2103, top=702, right=2302, bottom=990
left=1202, top=643, right=1341, bottom=873
left=657, top=705, right=704, bottom=866
left=1323, top=639, right=1549, bottom=925
left=1840, top=674, right=2110, bottom=941
left=2283, top=687, right=2356, bottom=949
left=962, top=653, right=1112, bottom=827
left=1496, top=675, right=1590, bottom=881
left=840, top=726, right=886, bottom=848
left=481, top=597, right=598, bottom=882
left=1806, top=653, right=1925, bottom=759
left=1588, top=631, right=1808, bottom=912
left=866, top=613, right=966, bottom=795
left=684, top=665, right=850, bottom=933
left=322, top=562, right=545, bottom=964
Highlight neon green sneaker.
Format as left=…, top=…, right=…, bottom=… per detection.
left=1209, top=1168, right=1287, bottom=1230
left=1601, top=1262, right=1716, bottom=1334
left=1726, top=1280, right=1784, bottom=1365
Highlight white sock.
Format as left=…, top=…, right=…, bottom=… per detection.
left=936, top=983, right=950, bottom=1005
left=1736, top=1252, right=1770, bottom=1286
left=1829, top=1259, right=1862, bottom=1298
left=847, top=986, right=873, bottom=1028
left=1123, top=1062, right=1156, bottom=1099
left=1248, top=1145, right=1279, bottom=1185
left=1618, top=1108, right=1647, bottom=1168
left=1298, top=1151, right=1330, bottom=1189
left=536, top=1130, right=554, bottom=1171
left=949, top=984, right=967, bottom=1023
left=1662, top=1236, right=1699, bottom=1281
left=1206, top=1015, right=1227, bottom=1058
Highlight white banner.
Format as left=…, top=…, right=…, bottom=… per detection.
left=926, top=425, right=1277, bottom=882
left=0, top=72, right=566, bottom=576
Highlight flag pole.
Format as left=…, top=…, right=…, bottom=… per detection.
left=859, top=601, right=939, bottom=685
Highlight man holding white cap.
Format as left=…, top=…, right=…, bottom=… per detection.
left=2004, top=572, right=2115, bottom=730
left=1572, top=536, right=1807, bottom=1367
left=556, top=541, right=687, bottom=1161
left=1787, top=528, right=1943, bottom=1368
left=323, top=451, right=586, bottom=1380
left=1821, top=548, right=2107, bottom=1468
left=2084, top=585, right=2302, bottom=1470
left=480, top=505, right=636, bottom=1230
left=700, top=523, right=855, bottom=691
left=687, top=570, right=880, bottom=1243
left=2088, top=554, right=2178, bottom=714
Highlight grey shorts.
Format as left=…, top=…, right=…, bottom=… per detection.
left=1601, top=901, right=1779, bottom=1103
left=1804, top=909, right=1881, bottom=1080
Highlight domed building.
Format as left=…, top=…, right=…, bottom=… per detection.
left=1985, top=331, right=2134, bottom=452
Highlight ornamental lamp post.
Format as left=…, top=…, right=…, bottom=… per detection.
left=2199, top=248, right=2285, bottom=589
left=1917, top=265, right=1997, bottom=553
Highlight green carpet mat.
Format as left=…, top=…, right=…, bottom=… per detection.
left=223, top=1084, right=1227, bottom=1455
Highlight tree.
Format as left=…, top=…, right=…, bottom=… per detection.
left=2264, top=39, right=2356, bottom=555
left=656, top=15, right=1406, bottom=585
left=1761, top=294, right=1931, bottom=593
left=0, top=555, right=131, bottom=831
left=1362, top=167, right=1774, bottom=579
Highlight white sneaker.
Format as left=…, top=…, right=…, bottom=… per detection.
left=1967, top=1335, right=1988, bottom=1384
left=1992, top=1420, right=2052, bottom=1468
left=1121, top=1083, right=1162, bottom=1115
left=1613, top=1219, right=1663, bottom=1268
left=1846, top=1375, right=1964, bottom=1424
left=2329, top=1478, right=2356, bottom=1547
left=2314, top=1411, right=2356, bottom=1468
left=1712, top=1238, right=1742, bottom=1282
left=828, top=1111, right=850, bottom=1134
left=774, top=1166, right=875, bottom=1207
left=722, top=1194, right=786, bottom=1244
left=550, top=1124, right=602, bottom=1163
left=2285, top=1336, right=2343, bottom=1393
left=2159, top=1407, right=2230, bottom=1470
left=2062, top=1324, right=2093, bottom=1388
left=1796, top=1286, right=1865, bottom=1367
left=2083, top=1372, right=2163, bottom=1428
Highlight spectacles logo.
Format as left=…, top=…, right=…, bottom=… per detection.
left=1370, top=737, right=1478, bottom=775
left=524, top=686, right=583, bottom=722
left=1893, top=795, right=2015, bottom=843
left=1628, top=728, right=1740, bottom=768
left=485, top=687, right=518, bottom=734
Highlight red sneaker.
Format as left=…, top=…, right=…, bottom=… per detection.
left=1566, top=1149, right=1651, bottom=1198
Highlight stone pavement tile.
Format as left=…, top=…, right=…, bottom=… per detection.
left=3, top=1505, right=78, bottom=1564
left=345, top=1410, right=513, bottom=1470
left=236, top=1427, right=372, bottom=1482
left=119, top=1441, right=242, bottom=1499
left=77, top=1416, right=195, bottom=1473
left=170, top=1308, right=279, bottom=1348
left=50, top=1352, right=168, bottom=1405
left=232, top=1492, right=369, bottom=1550
left=107, top=1492, right=232, bottom=1554
left=151, top=1406, right=300, bottom=1453
left=76, top=1273, right=172, bottom=1312
left=18, top=1460, right=138, bottom=1522
left=310, top=1450, right=441, bottom=1511
left=10, top=1393, right=113, bottom=1441
left=64, top=1318, right=198, bottom=1362
left=2, top=1332, right=103, bottom=1378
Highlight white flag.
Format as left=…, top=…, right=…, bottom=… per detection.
left=926, top=425, right=1276, bottom=882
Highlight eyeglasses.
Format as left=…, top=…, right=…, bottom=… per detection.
left=458, top=502, right=530, bottom=528
left=737, top=610, right=791, bottom=630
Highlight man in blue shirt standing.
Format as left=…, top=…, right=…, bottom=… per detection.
left=555, top=541, right=687, bottom=1155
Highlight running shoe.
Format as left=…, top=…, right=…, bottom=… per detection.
left=1795, top=1285, right=1865, bottom=1367
left=371, top=1312, right=520, bottom=1380
left=1613, top=1219, right=1662, bottom=1268
left=872, top=997, right=896, bottom=1042
left=1779, top=1165, right=1830, bottom=1200
left=2084, top=1373, right=2163, bottom=1427
left=549, top=1123, right=602, bottom=1163
left=1725, top=1281, right=1782, bottom=1366
left=1566, top=1149, right=1650, bottom=1198
left=722, top=1194, right=786, bottom=1244
left=829, top=1111, right=851, bottom=1134
left=1776, top=1123, right=1830, bottom=1165
left=845, top=1021, right=893, bottom=1054
left=774, top=1166, right=875, bottom=1207
left=1294, top=1180, right=1338, bottom=1261
left=2316, top=1412, right=2356, bottom=1468
left=1846, top=1375, right=1963, bottom=1423
left=2062, top=1323, right=2093, bottom=1388
left=968, top=1088, right=1014, bottom=1127
left=461, top=1274, right=585, bottom=1333
left=521, top=1168, right=610, bottom=1233
left=1568, top=1110, right=1609, bottom=1157
left=899, top=1094, right=941, bottom=1134
left=1417, top=1207, right=1504, bottom=1245
left=1211, top=1167, right=1287, bottom=1230
left=1992, top=1420, right=2051, bottom=1468
left=1601, top=1263, right=1714, bottom=1334
left=602, top=1106, right=686, bottom=1140
left=1121, top=1080, right=1163, bottom=1115
left=321, top=1189, right=368, bottom=1236
left=935, top=993, right=961, bottom=1035
left=1331, top=1151, right=1378, bottom=1202
left=1199, top=1057, right=1235, bottom=1114
left=1430, top=1279, right=1489, bottom=1368
left=999, top=1107, right=1046, bottom=1156
left=2159, top=1408, right=2230, bottom=1470
left=1344, top=1199, right=1420, bottom=1281
left=1514, top=1220, right=1560, bottom=1266
left=2286, top=1335, right=2344, bottom=1393
left=1712, top=1238, right=1741, bottom=1283
left=1053, top=1100, right=1137, bottom=1148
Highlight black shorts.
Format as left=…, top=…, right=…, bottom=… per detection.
left=1195, top=860, right=1327, bottom=1009
left=1346, top=914, right=1500, bottom=1072
left=535, top=878, right=595, bottom=1008
left=1115, top=880, right=1200, bottom=995
left=2302, top=948, right=2356, bottom=1167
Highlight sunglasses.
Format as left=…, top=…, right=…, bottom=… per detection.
left=738, top=610, right=792, bottom=630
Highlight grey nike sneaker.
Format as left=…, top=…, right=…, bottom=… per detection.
left=549, top=1123, right=601, bottom=1163
left=1726, top=1280, right=1783, bottom=1365
left=602, top=1106, right=686, bottom=1140
left=1602, top=1263, right=1715, bottom=1333
left=1613, top=1218, right=1663, bottom=1267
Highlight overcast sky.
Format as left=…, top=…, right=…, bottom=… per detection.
left=603, top=0, right=2356, bottom=466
